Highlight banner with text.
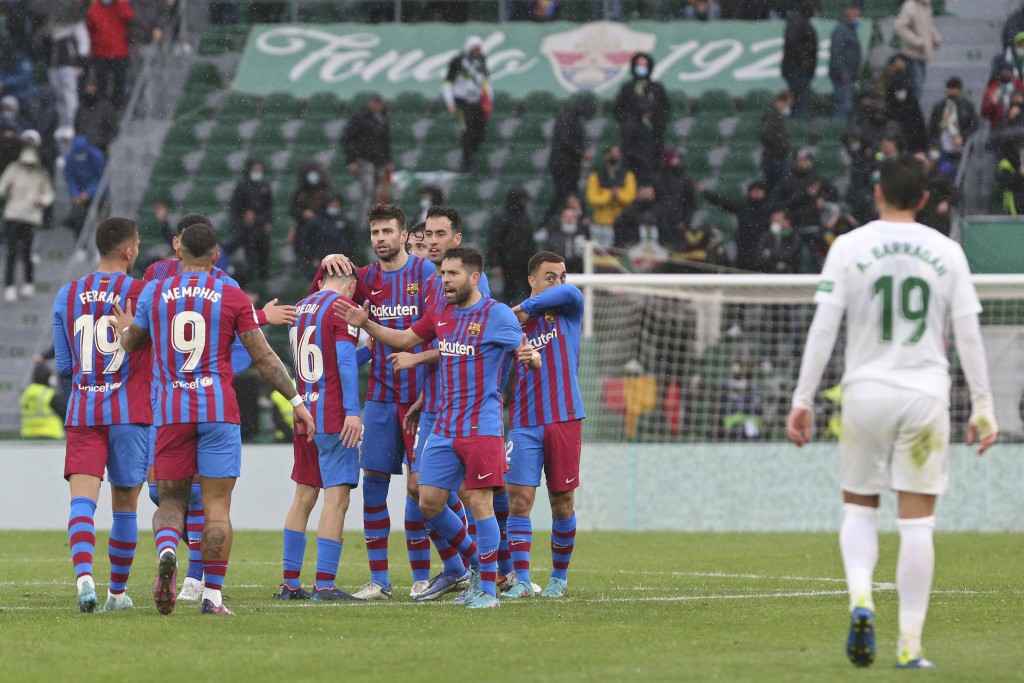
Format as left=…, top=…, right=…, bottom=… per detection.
left=232, top=19, right=868, bottom=99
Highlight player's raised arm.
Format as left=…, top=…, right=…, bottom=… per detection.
left=261, top=297, right=298, bottom=326
left=517, top=333, right=542, bottom=370
left=333, top=298, right=427, bottom=351
left=238, top=327, right=316, bottom=440
left=519, top=283, right=585, bottom=318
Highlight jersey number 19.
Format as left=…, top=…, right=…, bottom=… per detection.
left=872, top=275, right=930, bottom=345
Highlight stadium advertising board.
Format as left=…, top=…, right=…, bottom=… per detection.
left=232, top=19, right=868, bottom=98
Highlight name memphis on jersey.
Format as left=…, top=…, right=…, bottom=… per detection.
left=161, top=285, right=222, bottom=303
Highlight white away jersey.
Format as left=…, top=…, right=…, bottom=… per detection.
left=815, top=220, right=981, bottom=401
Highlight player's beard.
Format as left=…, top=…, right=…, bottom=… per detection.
left=447, top=281, right=472, bottom=306
left=377, top=242, right=402, bottom=263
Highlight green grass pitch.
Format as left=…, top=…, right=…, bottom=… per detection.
left=2, top=531, right=1021, bottom=682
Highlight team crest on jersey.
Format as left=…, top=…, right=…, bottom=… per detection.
left=406, top=282, right=420, bottom=296
left=468, top=322, right=482, bottom=336
left=544, top=311, right=556, bottom=323
left=540, top=22, right=657, bottom=94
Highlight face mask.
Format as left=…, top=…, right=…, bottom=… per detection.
left=928, top=149, right=941, bottom=161
left=850, top=18, right=861, bottom=28
left=1016, top=47, right=1024, bottom=57
left=326, top=206, right=341, bottom=217
left=75, top=153, right=88, bottom=162
left=848, top=142, right=862, bottom=153
left=419, top=198, right=431, bottom=210
left=779, top=106, right=792, bottom=117
left=770, top=222, right=783, bottom=236
left=732, top=378, right=749, bottom=391
left=560, top=222, right=577, bottom=235
left=634, top=65, right=649, bottom=79
left=306, top=172, right=320, bottom=185
left=249, top=172, right=263, bottom=182
left=895, top=89, right=908, bottom=102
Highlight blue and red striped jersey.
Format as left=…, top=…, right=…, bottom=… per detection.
left=510, top=284, right=586, bottom=428
left=144, top=258, right=266, bottom=330
left=355, top=255, right=433, bottom=404
left=290, top=289, right=361, bottom=435
left=134, top=272, right=261, bottom=426
left=52, top=272, right=153, bottom=427
left=412, top=295, right=522, bottom=438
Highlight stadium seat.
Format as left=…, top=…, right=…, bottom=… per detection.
left=163, top=122, right=201, bottom=154
left=219, top=92, right=259, bottom=123
left=392, top=92, right=428, bottom=116
left=491, top=91, right=516, bottom=119
left=424, top=118, right=461, bottom=147
left=345, top=91, right=376, bottom=116
left=720, top=147, right=759, bottom=177
left=520, top=91, right=559, bottom=119
left=305, top=92, right=341, bottom=121
left=184, top=182, right=223, bottom=211
left=682, top=150, right=713, bottom=177
left=184, top=62, right=223, bottom=94
left=668, top=90, right=691, bottom=117
left=293, top=121, right=331, bottom=153
left=741, top=89, right=775, bottom=114
left=175, top=92, right=214, bottom=121
left=206, top=121, right=243, bottom=153
left=696, top=89, right=737, bottom=116
left=501, top=150, right=540, bottom=175
left=249, top=121, right=288, bottom=156
left=262, top=92, right=299, bottom=122
left=686, top=118, right=725, bottom=152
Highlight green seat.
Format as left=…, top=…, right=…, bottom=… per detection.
left=305, top=92, right=341, bottom=121
left=424, top=118, right=461, bottom=147
left=164, top=122, right=201, bottom=154
left=668, top=90, right=690, bottom=117
left=682, top=151, right=712, bottom=177
left=741, top=89, right=775, bottom=114
left=294, top=121, right=331, bottom=150
left=219, top=92, right=259, bottom=123
left=521, top=91, right=559, bottom=119
left=697, top=89, right=736, bottom=116
left=501, top=152, right=538, bottom=175
left=150, top=155, right=188, bottom=186
left=720, top=147, right=758, bottom=177
left=249, top=121, right=287, bottom=155
left=390, top=124, right=418, bottom=153
left=392, top=92, right=427, bottom=115
left=195, top=153, right=233, bottom=182
left=344, top=91, right=376, bottom=116
left=491, top=91, right=516, bottom=119
left=184, top=62, right=223, bottom=94
left=175, top=92, right=214, bottom=121
left=185, top=182, right=222, bottom=211
left=686, top=119, right=724, bottom=152
left=198, top=32, right=233, bottom=56
left=206, top=121, right=242, bottom=153
left=513, top=118, right=549, bottom=144
left=788, top=120, right=812, bottom=151
left=730, top=113, right=763, bottom=144
left=262, top=92, right=298, bottom=122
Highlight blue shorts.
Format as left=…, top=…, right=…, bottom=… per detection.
left=292, top=433, right=360, bottom=489
left=155, top=422, right=242, bottom=480
left=147, top=426, right=156, bottom=467
left=506, top=420, right=583, bottom=492
left=360, top=400, right=415, bottom=475
left=64, top=424, right=149, bottom=488
left=412, top=411, right=438, bottom=474
left=419, top=433, right=506, bottom=492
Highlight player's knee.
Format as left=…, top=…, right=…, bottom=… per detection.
left=549, top=492, right=574, bottom=519
left=508, top=490, right=534, bottom=516
left=418, top=496, right=443, bottom=519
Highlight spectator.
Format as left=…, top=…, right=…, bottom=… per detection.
left=664, top=220, right=726, bottom=271
left=31, top=84, right=61, bottom=173
left=342, top=93, right=391, bottom=229
left=760, top=91, right=793, bottom=192
left=695, top=179, right=772, bottom=271
left=981, top=62, right=1023, bottom=130
left=129, top=0, right=178, bottom=46
left=296, top=192, right=357, bottom=277
left=655, top=147, right=697, bottom=229
left=0, top=136, right=55, bottom=302
left=782, top=0, right=818, bottom=119
left=75, top=79, right=119, bottom=153
left=544, top=91, right=596, bottom=223
left=884, top=71, right=927, bottom=153
left=411, top=184, right=443, bottom=225
left=86, top=0, right=134, bottom=110
left=229, top=159, right=274, bottom=282
left=288, top=159, right=332, bottom=240
left=620, top=102, right=661, bottom=185
left=19, top=363, right=65, bottom=440
left=829, top=3, right=863, bottom=119
left=727, top=0, right=773, bottom=19
left=842, top=127, right=878, bottom=222
left=0, top=44, right=35, bottom=105
left=773, top=150, right=837, bottom=227
left=443, top=36, right=490, bottom=175
left=586, top=145, right=637, bottom=247
left=873, top=53, right=910, bottom=104
left=153, top=201, right=174, bottom=247
left=718, top=361, right=763, bottom=440
left=536, top=205, right=590, bottom=273
left=613, top=184, right=669, bottom=250
left=756, top=210, right=802, bottom=273
left=487, top=187, right=535, bottom=303
left=1003, top=2, right=1024, bottom=49
left=615, top=53, right=670, bottom=161
left=0, top=96, right=23, bottom=176
left=63, top=135, right=105, bottom=243
left=1004, top=32, right=1024, bottom=82
left=893, top=0, right=941, bottom=102
left=914, top=149, right=960, bottom=235
left=996, top=144, right=1024, bottom=214
left=0, top=1, right=31, bottom=54
left=591, top=0, right=624, bottom=21
left=43, top=8, right=89, bottom=142
left=928, top=76, right=979, bottom=180
left=683, top=1, right=721, bottom=20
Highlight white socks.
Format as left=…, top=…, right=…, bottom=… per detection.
left=203, top=587, right=222, bottom=606
left=897, top=515, right=935, bottom=660
left=76, top=575, right=94, bottom=592
left=840, top=503, right=879, bottom=612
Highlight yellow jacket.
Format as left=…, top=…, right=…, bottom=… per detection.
left=586, top=169, right=637, bottom=226
left=20, top=383, right=64, bottom=439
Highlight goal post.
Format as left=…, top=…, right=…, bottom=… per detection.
left=568, top=272, right=1024, bottom=444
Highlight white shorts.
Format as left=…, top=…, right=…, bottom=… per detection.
left=839, top=381, right=950, bottom=496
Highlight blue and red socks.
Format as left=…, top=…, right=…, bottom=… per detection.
left=493, top=491, right=512, bottom=578
left=448, top=491, right=467, bottom=526
left=315, top=538, right=343, bottom=590
left=362, top=474, right=391, bottom=588
left=282, top=528, right=306, bottom=589
left=404, top=496, right=431, bottom=583
left=506, top=515, right=533, bottom=584
left=68, top=497, right=97, bottom=582
left=551, top=513, right=577, bottom=581
left=185, top=484, right=204, bottom=582
left=203, top=559, right=228, bottom=606
left=154, top=526, right=181, bottom=558
left=465, top=505, right=477, bottom=544
left=426, top=507, right=478, bottom=570
left=475, top=515, right=500, bottom=598
left=107, top=511, right=137, bottom=596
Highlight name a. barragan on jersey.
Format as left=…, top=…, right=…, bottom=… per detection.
left=162, top=286, right=222, bottom=304
left=371, top=303, right=418, bottom=319
left=78, top=290, right=122, bottom=305
left=439, top=338, right=476, bottom=356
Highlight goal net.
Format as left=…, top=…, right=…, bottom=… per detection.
left=572, top=272, right=1024, bottom=444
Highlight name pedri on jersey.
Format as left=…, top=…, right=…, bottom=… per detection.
left=411, top=295, right=522, bottom=438
left=511, top=284, right=587, bottom=428
left=53, top=272, right=153, bottom=426
left=815, top=219, right=981, bottom=402
left=290, top=289, right=361, bottom=435
left=134, top=272, right=261, bottom=425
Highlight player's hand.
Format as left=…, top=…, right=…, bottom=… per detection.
left=388, top=351, right=418, bottom=372
left=403, top=395, right=423, bottom=436
left=111, top=299, right=134, bottom=338
left=262, top=298, right=298, bottom=326
left=966, top=411, right=998, bottom=456
left=516, top=333, right=537, bottom=366
left=340, top=415, right=361, bottom=448
left=786, top=407, right=813, bottom=447
left=511, top=304, right=529, bottom=325
left=295, top=404, right=316, bottom=442
left=322, top=253, right=355, bottom=277
left=333, top=298, right=370, bottom=328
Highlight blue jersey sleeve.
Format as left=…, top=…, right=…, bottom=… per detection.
left=230, top=335, right=253, bottom=373
left=356, top=345, right=372, bottom=366
left=133, top=280, right=157, bottom=330
left=491, top=303, right=526, bottom=352
left=478, top=271, right=491, bottom=297
left=336, top=340, right=361, bottom=416
left=519, top=284, right=584, bottom=320
left=52, top=286, right=72, bottom=377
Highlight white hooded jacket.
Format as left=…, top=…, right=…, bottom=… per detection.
left=0, top=147, right=56, bottom=227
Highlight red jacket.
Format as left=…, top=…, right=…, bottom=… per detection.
left=86, top=0, right=134, bottom=60
left=981, top=77, right=1024, bottom=130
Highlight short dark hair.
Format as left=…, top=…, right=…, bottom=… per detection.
left=425, top=205, right=463, bottom=233
left=528, top=251, right=565, bottom=275
left=776, top=90, right=794, bottom=103
left=95, top=217, right=137, bottom=257
left=946, top=76, right=963, bottom=90
left=878, top=154, right=927, bottom=210
left=408, top=221, right=426, bottom=237
left=175, top=212, right=213, bottom=235
left=367, top=203, right=406, bottom=231
left=442, top=245, right=484, bottom=274
left=179, top=223, right=219, bottom=260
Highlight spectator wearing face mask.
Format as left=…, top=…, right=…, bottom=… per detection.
left=760, top=92, right=794, bottom=193
left=982, top=62, right=1024, bottom=130
left=0, top=96, right=23, bottom=177
left=296, top=192, right=356, bottom=277
left=289, top=161, right=332, bottom=258
left=928, top=76, right=979, bottom=180
left=782, top=0, right=818, bottom=119
left=757, top=209, right=802, bottom=273
left=342, top=93, right=392, bottom=229
left=586, top=145, right=637, bottom=248
left=884, top=71, right=927, bottom=153
left=1004, top=32, right=1024, bottom=82
left=683, top=0, right=721, bottom=20
left=695, top=179, right=772, bottom=272
left=913, top=149, right=959, bottom=235
left=842, top=130, right=877, bottom=223
left=0, top=134, right=55, bottom=302
left=63, top=135, right=106, bottom=243
left=612, top=184, right=669, bottom=250
left=443, top=36, right=490, bottom=175
left=75, top=79, right=119, bottom=153
left=655, top=148, right=697, bottom=231
left=535, top=205, right=591, bottom=274
left=829, top=3, right=863, bottom=119
left=411, top=184, right=443, bottom=225
left=615, top=52, right=670, bottom=158
left=86, top=0, right=134, bottom=110
left=229, top=159, right=274, bottom=282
